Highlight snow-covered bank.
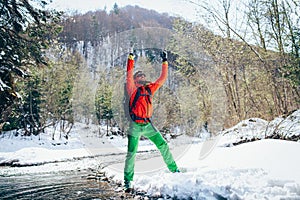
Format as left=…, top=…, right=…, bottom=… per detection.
left=0, top=129, right=90, bottom=166
left=105, top=139, right=300, bottom=199
left=103, top=110, right=300, bottom=199
left=219, top=110, right=300, bottom=147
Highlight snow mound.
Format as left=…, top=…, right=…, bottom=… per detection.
left=266, top=110, right=300, bottom=138
left=219, top=110, right=300, bottom=146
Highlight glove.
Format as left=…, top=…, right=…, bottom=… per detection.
left=128, top=42, right=135, bottom=60
left=128, top=53, right=134, bottom=60
left=161, top=50, right=167, bottom=62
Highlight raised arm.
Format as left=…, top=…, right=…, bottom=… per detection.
left=151, top=51, right=168, bottom=94
left=126, top=53, right=136, bottom=96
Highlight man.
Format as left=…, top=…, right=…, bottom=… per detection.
left=124, top=50, right=180, bottom=192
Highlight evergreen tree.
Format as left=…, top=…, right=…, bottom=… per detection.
left=20, top=73, right=43, bottom=136
left=95, top=81, right=113, bottom=125
left=113, top=3, right=120, bottom=15
left=0, top=0, right=62, bottom=128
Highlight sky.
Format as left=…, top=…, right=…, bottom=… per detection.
left=48, top=0, right=201, bottom=22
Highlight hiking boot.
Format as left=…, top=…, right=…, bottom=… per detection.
left=124, top=187, right=134, bottom=193
left=124, top=180, right=133, bottom=193
left=174, top=168, right=180, bottom=173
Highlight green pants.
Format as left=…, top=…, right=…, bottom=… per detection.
left=124, top=122, right=178, bottom=182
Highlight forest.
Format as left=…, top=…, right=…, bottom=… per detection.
left=0, top=0, right=299, bottom=138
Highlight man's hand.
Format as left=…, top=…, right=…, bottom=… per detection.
left=128, top=53, right=134, bottom=60
left=128, top=42, right=135, bottom=60
left=161, top=50, right=167, bottom=62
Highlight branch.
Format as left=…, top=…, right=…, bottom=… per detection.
left=185, top=0, right=265, bottom=63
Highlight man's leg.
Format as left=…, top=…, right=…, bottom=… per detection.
left=124, top=123, right=141, bottom=183
left=144, top=123, right=178, bottom=172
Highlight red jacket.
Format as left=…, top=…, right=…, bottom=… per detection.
left=126, top=55, right=168, bottom=123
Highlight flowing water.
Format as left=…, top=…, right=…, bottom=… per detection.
left=0, top=151, right=158, bottom=200
left=0, top=169, right=123, bottom=200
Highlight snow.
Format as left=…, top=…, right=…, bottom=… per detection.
left=0, top=78, right=10, bottom=91
left=1, top=110, right=300, bottom=199
left=0, top=130, right=89, bottom=164
left=219, top=110, right=300, bottom=147
left=104, top=139, right=300, bottom=199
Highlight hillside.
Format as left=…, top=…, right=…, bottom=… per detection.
left=55, top=4, right=299, bottom=134
left=58, top=5, right=175, bottom=44
left=56, top=6, right=222, bottom=135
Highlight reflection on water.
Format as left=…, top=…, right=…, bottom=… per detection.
left=0, top=169, right=120, bottom=200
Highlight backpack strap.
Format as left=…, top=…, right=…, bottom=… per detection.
left=129, top=86, right=152, bottom=123
left=129, top=87, right=141, bottom=112
left=145, top=86, right=152, bottom=104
